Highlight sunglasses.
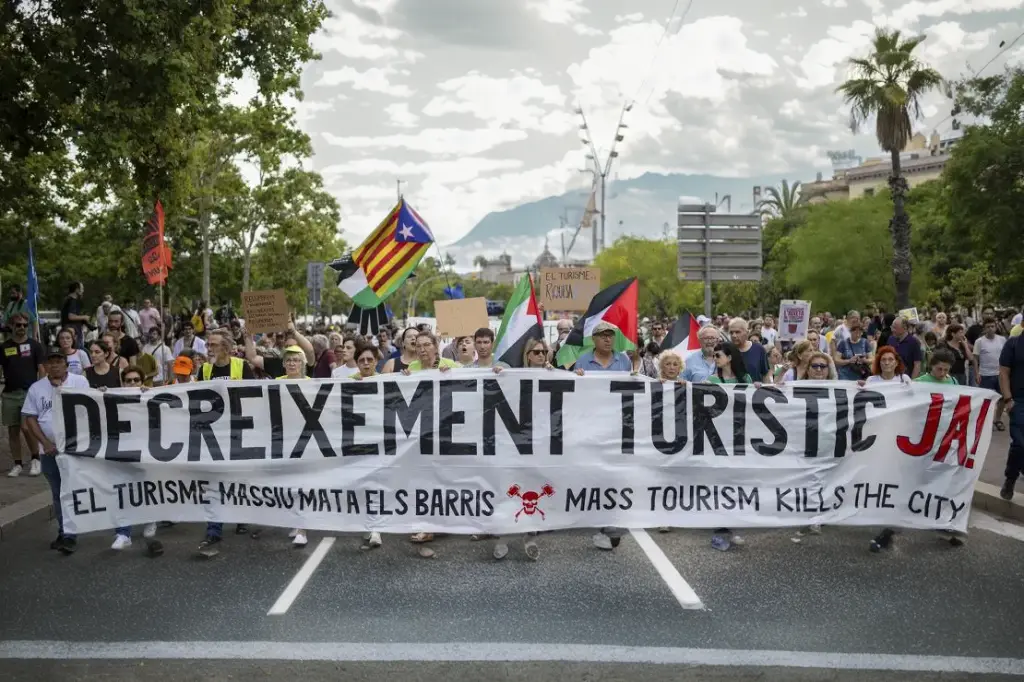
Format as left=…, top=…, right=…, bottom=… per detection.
left=810, top=363, right=828, bottom=370
left=123, top=376, right=143, bottom=385
left=529, top=349, right=547, bottom=355
left=13, top=323, right=27, bottom=329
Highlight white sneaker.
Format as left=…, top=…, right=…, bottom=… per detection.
left=292, top=531, right=307, bottom=547
left=6, top=464, right=22, bottom=478
left=288, top=528, right=299, bottom=538
left=28, top=459, right=41, bottom=476
left=493, top=541, right=509, bottom=560
left=592, top=533, right=613, bottom=550
left=111, top=534, right=132, bottom=551
left=142, top=523, right=157, bottom=539
left=730, top=534, right=746, bottom=546
left=367, top=531, right=382, bottom=547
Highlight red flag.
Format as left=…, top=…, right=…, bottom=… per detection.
left=141, top=200, right=171, bottom=285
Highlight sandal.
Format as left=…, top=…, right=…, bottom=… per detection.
left=410, top=532, right=434, bottom=544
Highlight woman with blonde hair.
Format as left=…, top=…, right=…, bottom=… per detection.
left=658, top=350, right=685, bottom=383
left=779, top=340, right=815, bottom=383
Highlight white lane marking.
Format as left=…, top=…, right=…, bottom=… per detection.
left=628, top=528, right=704, bottom=610
left=971, top=511, right=1024, bottom=542
left=1, top=641, right=1023, bottom=674
left=266, top=537, right=335, bottom=616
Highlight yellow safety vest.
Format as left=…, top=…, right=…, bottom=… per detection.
left=202, top=357, right=245, bottom=381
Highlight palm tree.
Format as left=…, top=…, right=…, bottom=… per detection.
left=757, top=180, right=805, bottom=218
left=836, top=27, right=946, bottom=308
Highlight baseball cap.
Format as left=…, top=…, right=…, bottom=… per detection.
left=592, top=321, right=617, bottom=335
left=173, top=356, right=194, bottom=375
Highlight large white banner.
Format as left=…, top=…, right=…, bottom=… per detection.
left=53, top=370, right=996, bottom=535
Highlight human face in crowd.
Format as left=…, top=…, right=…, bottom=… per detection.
left=328, top=332, right=343, bottom=350
left=474, top=333, right=493, bottom=359
left=713, top=347, right=732, bottom=369
left=808, top=355, right=830, bottom=380
left=9, top=286, right=22, bottom=302
left=45, top=356, right=69, bottom=384
left=107, top=312, right=123, bottom=333
left=878, top=351, right=898, bottom=377
left=403, top=329, right=419, bottom=354
left=88, top=343, right=107, bottom=367
left=101, top=333, right=118, bottom=356
left=769, top=346, right=783, bottom=366
left=892, top=318, right=907, bottom=337
left=142, top=299, right=152, bottom=309
left=728, top=320, right=749, bottom=347
left=206, top=334, right=231, bottom=362
left=809, top=317, right=822, bottom=332
left=763, top=315, right=775, bottom=330
left=9, top=315, right=29, bottom=341
left=556, top=320, right=572, bottom=340
left=849, top=324, right=863, bottom=342
left=698, top=328, right=719, bottom=355
left=283, top=352, right=305, bottom=378
left=356, top=349, right=378, bottom=377
left=592, top=330, right=615, bottom=354
left=457, top=337, right=474, bottom=361
left=935, top=312, right=947, bottom=327
left=121, top=370, right=143, bottom=387
left=416, top=335, right=438, bottom=365
left=651, top=322, right=665, bottom=339
left=846, top=311, right=861, bottom=327
left=984, top=321, right=996, bottom=339
left=182, top=324, right=194, bottom=340
left=806, top=330, right=820, bottom=348
left=58, top=329, right=75, bottom=350
left=525, top=341, right=548, bottom=368
left=930, top=360, right=952, bottom=381
left=340, top=338, right=356, bottom=364
left=660, top=355, right=682, bottom=381
left=377, top=329, right=391, bottom=349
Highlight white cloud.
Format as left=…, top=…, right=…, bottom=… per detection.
left=313, top=4, right=422, bottom=62
left=879, top=0, right=1024, bottom=29
left=316, top=66, right=414, bottom=97
left=860, top=0, right=885, bottom=10
left=423, top=71, right=574, bottom=134
left=615, top=12, right=644, bottom=23
left=527, top=0, right=589, bottom=24
left=919, top=21, right=995, bottom=63
left=321, top=158, right=523, bottom=185
left=386, top=102, right=420, bottom=128
left=796, top=20, right=876, bottom=89
left=824, top=0, right=849, bottom=7
left=321, top=128, right=529, bottom=156
left=781, top=6, right=809, bottom=17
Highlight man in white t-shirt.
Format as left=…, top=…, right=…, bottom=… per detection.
left=21, top=351, right=90, bottom=554
left=974, top=316, right=1008, bottom=428
left=760, top=314, right=779, bottom=349
left=142, top=326, right=174, bottom=385
left=830, top=309, right=860, bottom=351
left=1012, top=305, right=1023, bottom=329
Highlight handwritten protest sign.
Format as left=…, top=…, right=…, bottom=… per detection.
left=539, top=267, right=601, bottom=311
left=241, top=289, right=290, bottom=334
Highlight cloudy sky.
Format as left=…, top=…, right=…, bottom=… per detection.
left=276, top=0, right=1023, bottom=264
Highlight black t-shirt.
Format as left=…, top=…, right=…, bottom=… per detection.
left=966, top=324, right=982, bottom=346
left=1000, top=336, right=1024, bottom=400
left=0, top=338, right=45, bottom=392
left=202, top=360, right=256, bottom=381
left=60, top=296, right=82, bottom=327
left=117, top=335, right=140, bottom=360
left=86, top=366, right=122, bottom=389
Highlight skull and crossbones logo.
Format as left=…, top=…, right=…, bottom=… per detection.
left=507, top=483, right=555, bottom=521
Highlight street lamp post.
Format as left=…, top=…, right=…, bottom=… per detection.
left=576, top=103, right=630, bottom=257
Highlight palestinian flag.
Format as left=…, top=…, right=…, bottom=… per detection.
left=660, top=312, right=702, bottom=360
left=555, top=278, right=639, bottom=368
left=493, top=274, right=543, bottom=367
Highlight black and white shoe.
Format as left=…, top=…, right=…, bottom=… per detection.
left=198, top=535, right=222, bottom=557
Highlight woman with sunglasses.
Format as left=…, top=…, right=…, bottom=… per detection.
left=58, top=326, right=91, bottom=376
left=707, top=342, right=752, bottom=384
left=106, top=366, right=157, bottom=549
left=344, top=342, right=388, bottom=550
left=704, top=342, right=751, bottom=550
left=271, top=345, right=313, bottom=548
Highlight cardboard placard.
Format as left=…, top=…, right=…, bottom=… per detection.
left=434, top=297, right=489, bottom=338
left=778, top=300, right=811, bottom=341
left=898, top=307, right=920, bottom=322
left=242, top=289, right=290, bottom=333
left=538, top=267, right=601, bottom=311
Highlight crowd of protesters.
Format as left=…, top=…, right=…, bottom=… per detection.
left=1, top=284, right=1022, bottom=563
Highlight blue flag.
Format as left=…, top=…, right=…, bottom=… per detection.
left=26, top=242, right=39, bottom=321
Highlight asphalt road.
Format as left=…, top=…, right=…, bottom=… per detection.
left=1, top=514, right=1023, bottom=681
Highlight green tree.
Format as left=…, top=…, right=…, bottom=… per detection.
left=836, top=27, right=946, bottom=308
left=784, top=192, right=931, bottom=312
left=757, top=180, right=805, bottom=219
left=593, top=237, right=701, bottom=317
left=943, top=67, right=1024, bottom=301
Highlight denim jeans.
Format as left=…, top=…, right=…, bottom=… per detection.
left=42, top=456, right=129, bottom=539
left=1006, top=399, right=1024, bottom=483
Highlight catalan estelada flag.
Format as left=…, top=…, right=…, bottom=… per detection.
left=329, top=198, right=434, bottom=308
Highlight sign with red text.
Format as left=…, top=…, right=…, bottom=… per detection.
left=53, top=372, right=992, bottom=535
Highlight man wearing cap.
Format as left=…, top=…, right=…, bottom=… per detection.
left=21, top=350, right=90, bottom=553
left=172, top=355, right=196, bottom=383
left=197, top=330, right=255, bottom=555
left=573, top=321, right=632, bottom=372
left=573, top=320, right=631, bottom=551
